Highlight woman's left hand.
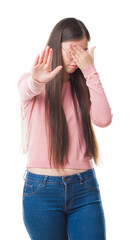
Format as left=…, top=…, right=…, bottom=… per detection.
left=69, top=44, right=96, bottom=70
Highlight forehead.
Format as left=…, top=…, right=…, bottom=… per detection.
left=61, top=36, right=88, bottom=48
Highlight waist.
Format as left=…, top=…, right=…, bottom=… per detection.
left=27, top=167, right=94, bottom=176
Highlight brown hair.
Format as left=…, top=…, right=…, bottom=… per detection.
left=20, top=17, right=102, bottom=173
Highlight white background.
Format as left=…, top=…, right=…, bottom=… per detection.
left=0, top=0, right=129, bottom=239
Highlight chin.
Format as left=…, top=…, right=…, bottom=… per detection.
left=67, top=67, right=78, bottom=73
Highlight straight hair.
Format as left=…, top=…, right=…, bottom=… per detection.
left=20, top=17, right=102, bottom=174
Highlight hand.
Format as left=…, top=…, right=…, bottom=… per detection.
left=31, top=46, right=63, bottom=83
left=69, top=44, right=96, bottom=71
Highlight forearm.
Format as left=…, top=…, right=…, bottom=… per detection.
left=82, top=64, right=113, bottom=127
left=17, top=72, right=46, bottom=103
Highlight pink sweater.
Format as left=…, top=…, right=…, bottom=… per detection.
left=17, top=64, right=113, bottom=169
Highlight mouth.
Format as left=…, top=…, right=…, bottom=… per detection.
left=70, top=65, right=77, bottom=68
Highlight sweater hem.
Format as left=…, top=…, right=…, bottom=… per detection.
left=26, top=158, right=94, bottom=170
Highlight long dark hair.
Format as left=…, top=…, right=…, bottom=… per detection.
left=44, top=17, right=101, bottom=173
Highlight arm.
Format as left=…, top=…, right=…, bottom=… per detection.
left=82, top=64, right=113, bottom=127
left=17, top=72, right=46, bottom=103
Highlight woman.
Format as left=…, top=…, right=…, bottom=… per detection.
left=18, top=17, right=113, bottom=240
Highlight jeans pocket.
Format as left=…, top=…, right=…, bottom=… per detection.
left=23, top=178, right=43, bottom=197
left=83, top=173, right=99, bottom=191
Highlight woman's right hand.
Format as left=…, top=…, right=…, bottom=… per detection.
left=31, top=46, right=63, bottom=83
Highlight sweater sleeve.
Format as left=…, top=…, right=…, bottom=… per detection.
left=17, top=72, right=46, bottom=103
left=81, top=64, right=113, bottom=127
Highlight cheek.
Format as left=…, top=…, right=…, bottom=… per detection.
left=62, top=56, right=70, bottom=66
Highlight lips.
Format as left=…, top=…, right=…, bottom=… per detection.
left=70, top=65, right=77, bottom=68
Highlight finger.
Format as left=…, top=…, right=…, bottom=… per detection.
left=73, top=45, right=84, bottom=54
left=70, top=46, right=81, bottom=57
left=43, top=46, right=50, bottom=65
left=46, top=48, right=53, bottom=68
left=71, top=51, right=79, bottom=62
left=39, top=49, right=46, bottom=64
left=33, top=54, right=40, bottom=66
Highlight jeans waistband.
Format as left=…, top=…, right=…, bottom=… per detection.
left=23, top=168, right=96, bottom=184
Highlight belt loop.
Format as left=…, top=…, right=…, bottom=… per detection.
left=42, top=175, right=48, bottom=187
left=23, top=168, right=27, bottom=181
left=77, top=173, right=84, bottom=184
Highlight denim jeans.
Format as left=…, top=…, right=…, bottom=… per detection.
left=22, top=168, right=106, bottom=240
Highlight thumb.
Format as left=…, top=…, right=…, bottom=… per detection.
left=90, top=46, right=96, bottom=58
left=50, top=66, right=63, bottom=79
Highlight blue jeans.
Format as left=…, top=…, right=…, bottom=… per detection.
left=22, top=168, right=106, bottom=240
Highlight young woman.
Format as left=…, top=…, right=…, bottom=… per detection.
left=18, top=17, right=113, bottom=240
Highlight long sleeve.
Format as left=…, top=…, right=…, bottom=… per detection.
left=17, top=72, right=46, bottom=103
left=81, top=64, right=113, bottom=127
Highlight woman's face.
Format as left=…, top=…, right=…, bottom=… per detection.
left=61, top=36, right=88, bottom=74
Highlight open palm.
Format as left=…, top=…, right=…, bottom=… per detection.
left=31, top=46, right=62, bottom=83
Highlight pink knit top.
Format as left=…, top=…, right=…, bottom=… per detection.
left=17, top=64, right=113, bottom=169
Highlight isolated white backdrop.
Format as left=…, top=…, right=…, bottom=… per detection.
left=0, top=0, right=129, bottom=239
